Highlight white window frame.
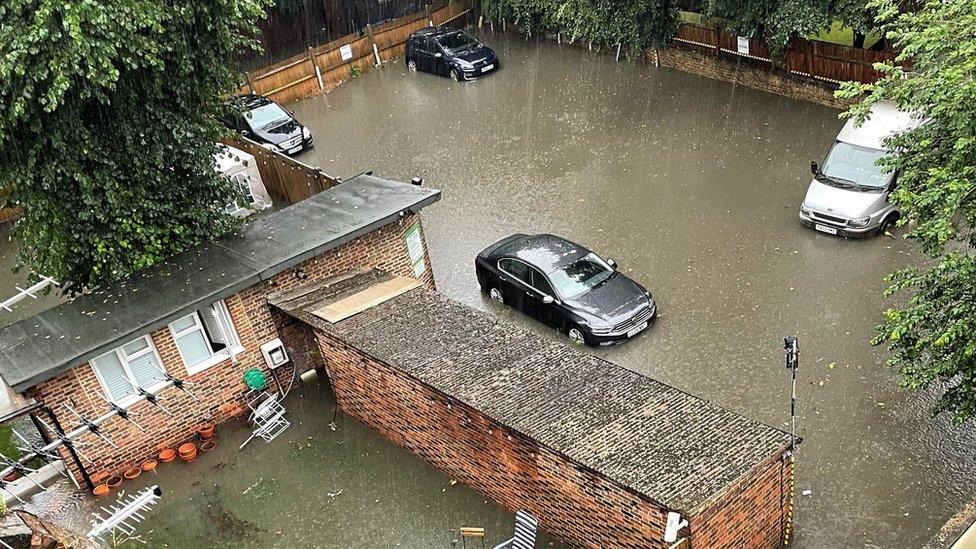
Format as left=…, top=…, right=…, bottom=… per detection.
left=90, top=335, right=167, bottom=407
left=168, top=300, right=243, bottom=375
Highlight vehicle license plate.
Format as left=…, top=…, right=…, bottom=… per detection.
left=481, top=64, right=494, bottom=73
left=815, top=224, right=838, bottom=235
left=627, top=322, right=648, bottom=338
left=287, top=145, right=302, bottom=154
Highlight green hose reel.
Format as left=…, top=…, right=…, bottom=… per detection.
left=243, top=368, right=267, bottom=391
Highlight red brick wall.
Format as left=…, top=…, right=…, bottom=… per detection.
left=29, top=214, right=433, bottom=483
left=314, top=331, right=791, bottom=549
left=689, top=453, right=792, bottom=548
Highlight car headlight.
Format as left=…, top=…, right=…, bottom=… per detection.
left=457, top=60, right=474, bottom=69
left=261, top=142, right=281, bottom=151
left=799, top=205, right=811, bottom=216
left=849, top=215, right=871, bottom=227
left=302, top=127, right=311, bottom=139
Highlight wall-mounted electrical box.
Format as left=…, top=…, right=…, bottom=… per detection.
left=260, top=338, right=289, bottom=369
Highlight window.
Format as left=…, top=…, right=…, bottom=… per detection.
left=498, top=258, right=531, bottom=284
left=90, top=336, right=166, bottom=405
left=169, top=300, right=241, bottom=375
left=530, top=269, right=555, bottom=297
left=224, top=171, right=256, bottom=216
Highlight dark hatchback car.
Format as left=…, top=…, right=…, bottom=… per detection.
left=223, top=94, right=313, bottom=155
left=405, top=27, right=498, bottom=81
left=475, top=234, right=657, bottom=346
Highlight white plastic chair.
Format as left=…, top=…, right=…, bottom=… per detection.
left=492, top=510, right=538, bottom=549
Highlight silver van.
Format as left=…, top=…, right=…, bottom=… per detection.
left=799, top=102, right=920, bottom=237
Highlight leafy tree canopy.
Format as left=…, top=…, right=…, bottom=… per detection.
left=0, top=0, right=271, bottom=294
left=837, top=0, right=976, bottom=423
left=482, top=0, right=679, bottom=52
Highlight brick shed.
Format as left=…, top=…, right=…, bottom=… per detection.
left=272, top=272, right=795, bottom=549
left=0, top=175, right=439, bottom=487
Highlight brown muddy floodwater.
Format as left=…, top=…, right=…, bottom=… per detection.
left=288, top=29, right=976, bottom=548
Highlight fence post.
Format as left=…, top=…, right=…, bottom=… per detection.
left=308, top=48, right=324, bottom=90
left=245, top=72, right=256, bottom=94
left=366, top=24, right=381, bottom=66
left=425, top=4, right=432, bottom=26
left=714, top=24, right=722, bottom=56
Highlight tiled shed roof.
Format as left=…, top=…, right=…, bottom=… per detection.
left=274, top=278, right=792, bottom=514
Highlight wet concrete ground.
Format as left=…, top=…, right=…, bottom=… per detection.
left=289, top=29, right=976, bottom=548
left=27, top=374, right=566, bottom=548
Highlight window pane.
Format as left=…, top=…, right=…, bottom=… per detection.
left=121, top=338, right=149, bottom=356
left=129, top=352, right=162, bottom=389
left=531, top=269, right=555, bottom=296
left=500, top=259, right=531, bottom=284
left=170, top=314, right=196, bottom=333
left=92, top=353, right=134, bottom=401
left=175, top=330, right=212, bottom=367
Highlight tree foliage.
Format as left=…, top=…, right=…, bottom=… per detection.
left=481, top=0, right=679, bottom=52
left=704, top=0, right=876, bottom=52
left=0, top=0, right=271, bottom=294
left=837, top=0, right=976, bottom=423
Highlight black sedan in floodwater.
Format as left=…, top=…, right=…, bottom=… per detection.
left=405, top=27, right=498, bottom=81
left=475, top=234, right=657, bottom=346
left=223, top=94, right=313, bottom=155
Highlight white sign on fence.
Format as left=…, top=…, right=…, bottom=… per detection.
left=340, top=44, right=353, bottom=61
left=736, top=36, right=750, bottom=55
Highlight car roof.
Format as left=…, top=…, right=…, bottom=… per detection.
left=836, top=101, right=923, bottom=150
left=234, top=93, right=273, bottom=110
left=410, top=26, right=461, bottom=39
left=502, top=234, right=590, bottom=274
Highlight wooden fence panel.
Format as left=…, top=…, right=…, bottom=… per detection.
left=238, top=0, right=475, bottom=105
left=224, top=138, right=340, bottom=205
left=672, top=22, right=896, bottom=85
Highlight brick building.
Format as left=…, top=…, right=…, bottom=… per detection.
left=0, top=174, right=439, bottom=485
left=272, top=272, right=795, bottom=548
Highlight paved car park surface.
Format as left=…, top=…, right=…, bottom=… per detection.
left=289, top=29, right=976, bottom=547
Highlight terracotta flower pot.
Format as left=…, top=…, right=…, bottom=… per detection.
left=106, top=475, right=123, bottom=489
left=159, top=448, right=176, bottom=463
left=124, top=467, right=142, bottom=480
left=92, top=484, right=110, bottom=497
left=196, top=423, right=215, bottom=440
left=200, top=440, right=218, bottom=453
left=178, top=442, right=197, bottom=462
left=140, top=459, right=158, bottom=472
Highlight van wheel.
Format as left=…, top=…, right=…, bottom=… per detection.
left=450, top=69, right=461, bottom=82
left=878, top=214, right=899, bottom=236
left=407, top=59, right=418, bottom=72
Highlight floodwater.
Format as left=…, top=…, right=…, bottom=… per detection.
left=288, top=29, right=976, bottom=548
left=27, top=374, right=566, bottom=548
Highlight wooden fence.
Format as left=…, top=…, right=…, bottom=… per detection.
left=224, top=137, right=340, bottom=205
left=239, top=0, right=476, bottom=104
left=672, top=23, right=896, bottom=84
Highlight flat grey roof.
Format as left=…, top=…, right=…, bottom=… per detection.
left=273, top=277, right=792, bottom=513
left=0, top=175, right=440, bottom=392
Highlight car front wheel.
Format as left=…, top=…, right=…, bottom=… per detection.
left=489, top=287, right=504, bottom=304
left=567, top=326, right=587, bottom=346
left=407, top=59, right=418, bottom=72
left=450, top=69, right=461, bottom=81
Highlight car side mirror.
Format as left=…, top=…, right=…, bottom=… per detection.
left=434, top=52, right=442, bottom=58
left=606, top=258, right=617, bottom=269
left=810, top=161, right=819, bottom=175
left=542, top=295, right=555, bottom=304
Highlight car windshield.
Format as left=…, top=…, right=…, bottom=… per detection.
left=820, top=141, right=889, bottom=189
left=436, top=31, right=478, bottom=54
left=547, top=253, right=615, bottom=300
left=245, top=102, right=290, bottom=131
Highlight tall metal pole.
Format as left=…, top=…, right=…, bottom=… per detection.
left=784, top=336, right=799, bottom=452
